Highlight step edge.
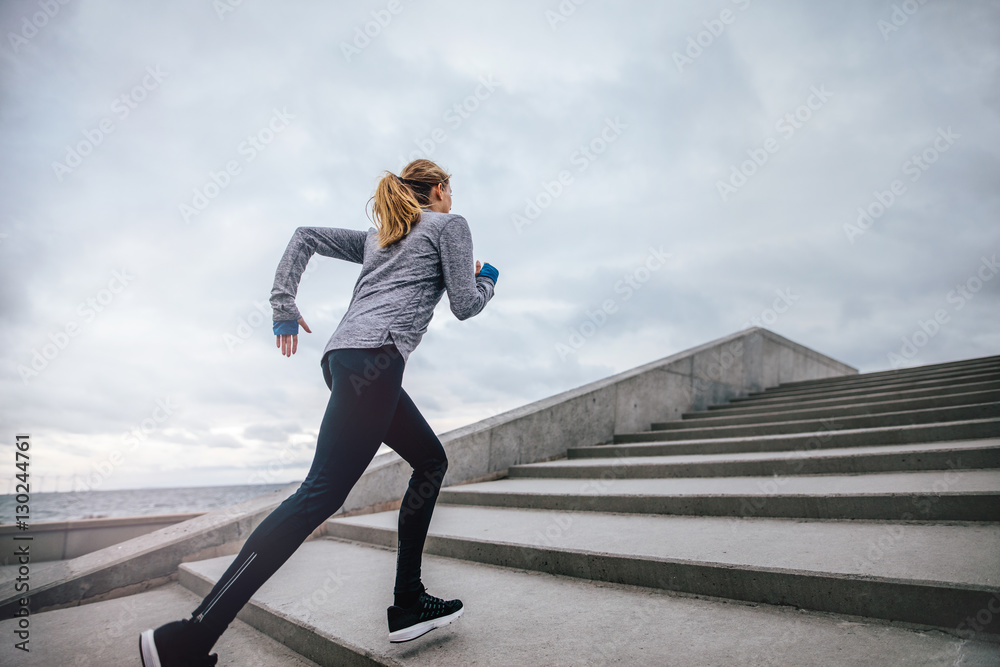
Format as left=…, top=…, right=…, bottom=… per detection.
left=178, top=564, right=403, bottom=667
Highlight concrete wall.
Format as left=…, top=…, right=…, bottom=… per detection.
left=333, top=327, right=857, bottom=517
left=0, top=514, right=204, bottom=565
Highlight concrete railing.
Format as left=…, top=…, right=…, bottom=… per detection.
left=0, top=485, right=300, bottom=618
left=0, top=513, right=205, bottom=565
left=0, top=327, right=855, bottom=616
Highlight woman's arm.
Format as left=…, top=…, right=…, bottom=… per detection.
left=438, top=215, right=496, bottom=320
left=270, top=227, right=367, bottom=329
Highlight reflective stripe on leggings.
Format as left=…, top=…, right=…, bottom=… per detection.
left=195, top=552, right=258, bottom=622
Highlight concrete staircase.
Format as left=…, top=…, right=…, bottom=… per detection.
left=178, top=354, right=1000, bottom=665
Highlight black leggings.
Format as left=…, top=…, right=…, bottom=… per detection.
left=189, top=343, right=448, bottom=641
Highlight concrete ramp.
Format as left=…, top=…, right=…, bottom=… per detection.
left=0, top=483, right=300, bottom=618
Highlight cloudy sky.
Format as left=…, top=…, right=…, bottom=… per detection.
left=2, top=0, right=998, bottom=493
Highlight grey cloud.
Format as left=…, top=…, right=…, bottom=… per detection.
left=2, top=0, right=997, bottom=489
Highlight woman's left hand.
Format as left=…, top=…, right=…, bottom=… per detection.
left=277, top=317, right=312, bottom=357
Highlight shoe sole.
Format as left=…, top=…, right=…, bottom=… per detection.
left=139, top=629, right=161, bottom=667
left=388, top=607, right=464, bottom=643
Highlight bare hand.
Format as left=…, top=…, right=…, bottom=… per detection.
left=475, top=260, right=482, bottom=276
left=276, top=317, right=311, bottom=357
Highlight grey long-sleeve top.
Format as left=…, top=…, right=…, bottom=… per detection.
left=269, top=208, right=495, bottom=370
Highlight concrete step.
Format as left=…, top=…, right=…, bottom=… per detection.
left=322, top=505, right=1000, bottom=635
left=635, top=402, right=1000, bottom=442
left=507, top=440, right=1000, bottom=479
left=731, top=370, right=1000, bottom=404
left=762, top=361, right=1000, bottom=395
left=669, top=388, right=1000, bottom=428
left=175, top=538, right=1000, bottom=666
left=438, top=470, right=1000, bottom=521
left=753, top=359, right=1000, bottom=390
left=602, top=417, right=1000, bottom=455
left=776, top=355, right=1000, bottom=390
left=0, top=582, right=319, bottom=667
left=705, top=379, right=1000, bottom=415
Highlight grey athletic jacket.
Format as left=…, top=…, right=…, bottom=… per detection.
left=269, top=208, right=495, bottom=370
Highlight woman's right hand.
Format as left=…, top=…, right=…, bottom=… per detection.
left=277, top=317, right=311, bottom=357
left=475, top=261, right=499, bottom=285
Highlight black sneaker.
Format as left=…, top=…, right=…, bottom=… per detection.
left=139, top=618, right=219, bottom=667
left=387, top=588, right=464, bottom=643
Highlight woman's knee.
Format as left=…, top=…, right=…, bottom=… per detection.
left=435, top=456, right=448, bottom=484
left=411, top=456, right=447, bottom=491
left=289, top=480, right=348, bottom=524
left=400, top=458, right=447, bottom=522
left=416, top=455, right=447, bottom=479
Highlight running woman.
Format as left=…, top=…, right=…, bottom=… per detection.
left=140, top=158, right=498, bottom=666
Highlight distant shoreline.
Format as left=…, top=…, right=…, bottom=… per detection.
left=0, top=482, right=295, bottom=523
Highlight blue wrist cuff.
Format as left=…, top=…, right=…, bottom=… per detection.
left=273, top=320, right=299, bottom=336
left=478, top=262, right=499, bottom=285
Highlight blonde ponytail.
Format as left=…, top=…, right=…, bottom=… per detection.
left=369, top=159, right=452, bottom=248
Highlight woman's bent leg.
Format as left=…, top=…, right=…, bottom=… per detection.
left=381, top=387, right=449, bottom=606
left=187, top=345, right=406, bottom=646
